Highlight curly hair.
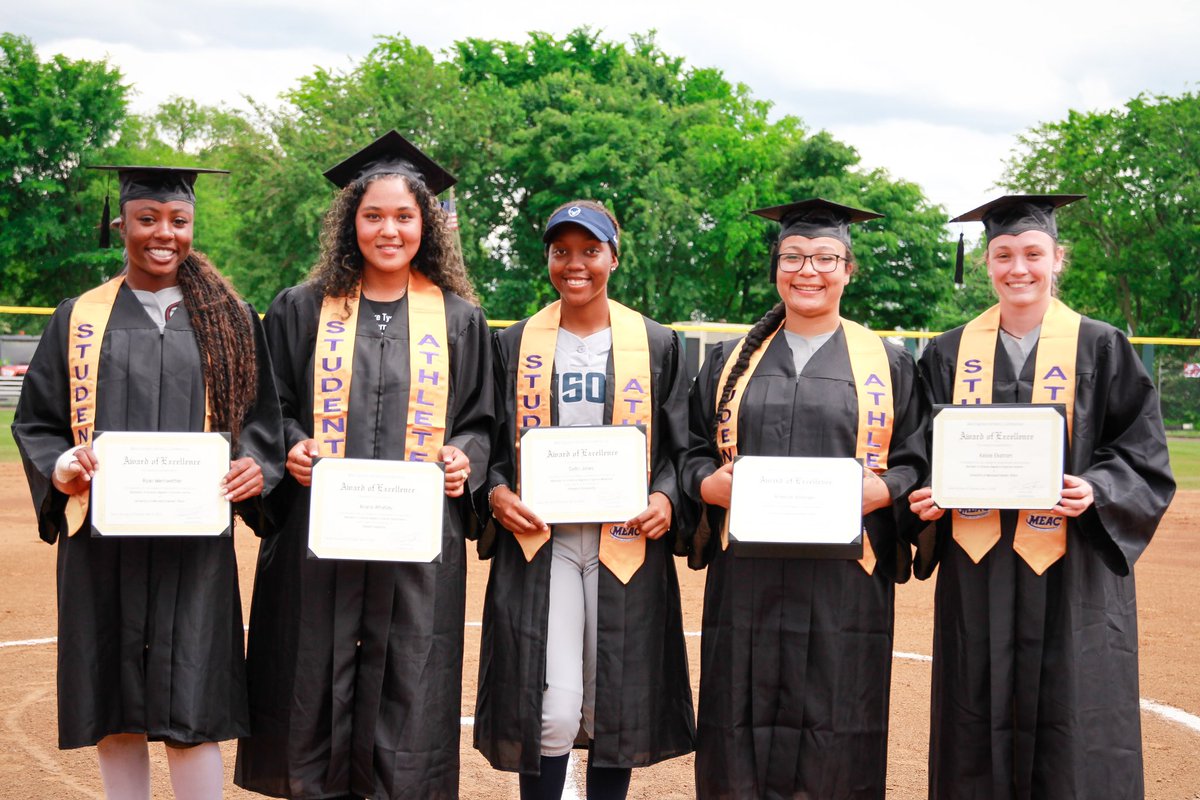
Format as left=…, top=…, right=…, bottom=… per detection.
left=175, top=249, right=258, bottom=452
left=308, top=170, right=476, bottom=310
left=544, top=199, right=621, bottom=257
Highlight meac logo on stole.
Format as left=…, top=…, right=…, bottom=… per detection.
left=1024, top=513, right=1063, bottom=531
left=957, top=508, right=991, bottom=519
left=608, top=524, right=639, bottom=540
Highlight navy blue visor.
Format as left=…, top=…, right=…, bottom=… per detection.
left=542, top=205, right=619, bottom=254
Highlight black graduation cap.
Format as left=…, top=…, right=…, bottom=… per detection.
left=322, top=130, right=456, bottom=194
left=87, top=165, right=229, bottom=248
left=752, top=198, right=883, bottom=249
left=948, top=194, right=1085, bottom=284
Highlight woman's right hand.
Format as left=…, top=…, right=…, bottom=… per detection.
left=489, top=485, right=549, bottom=536
left=700, top=462, right=734, bottom=509
left=908, top=486, right=945, bottom=521
left=52, top=446, right=98, bottom=496
left=287, top=439, right=319, bottom=487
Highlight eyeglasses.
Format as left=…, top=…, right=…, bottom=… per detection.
left=776, top=253, right=847, bottom=273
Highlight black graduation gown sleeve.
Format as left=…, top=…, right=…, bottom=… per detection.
left=232, top=304, right=286, bottom=534
left=11, top=285, right=284, bottom=749
left=236, top=283, right=493, bottom=800
left=680, top=329, right=928, bottom=800
left=12, top=299, right=79, bottom=544
left=473, top=315, right=695, bottom=774
left=918, top=317, right=1174, bottom=800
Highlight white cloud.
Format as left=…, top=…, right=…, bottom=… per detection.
left=830, top=119, right=1015, bottom=221
left=36, top=37, right=350, bottom=113
left=14, top=0, right=1200, bottom=213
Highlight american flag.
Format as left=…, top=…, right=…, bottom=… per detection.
left=441, top=190, right=459, bottom=231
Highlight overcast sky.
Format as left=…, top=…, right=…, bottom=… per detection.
left=12, top=0, right=1200, bottom=228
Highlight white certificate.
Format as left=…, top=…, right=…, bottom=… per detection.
left=308, top=457, right=444, bottom=562
left=728, top=456, right=864, bottom=559
left=519, top=425, right=648, bottom=524
left=931, top=404, right=1065, bottom=510
left=90, top=431, right=231, bottom=536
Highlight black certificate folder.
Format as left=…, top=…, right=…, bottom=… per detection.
left=727, top=455, right=865, bottom=560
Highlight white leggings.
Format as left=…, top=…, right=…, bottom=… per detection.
left=540, top=525, right=599, bottom=757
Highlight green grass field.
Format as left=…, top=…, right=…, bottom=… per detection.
left=0, top=408, right=16, bottom=463
left=1, top=406, right=1198, bottom=489
left=1166, top=437, right=1200, bottom=491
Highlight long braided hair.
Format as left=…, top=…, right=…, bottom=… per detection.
left=711, top=302, right=787, bottom=439
left=176, top=250, right=258, bottom=450
left=309, top=171, right=476, bottom=310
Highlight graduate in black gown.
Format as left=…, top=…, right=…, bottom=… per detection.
left=12, top=165, right=284, bottom=799
left=908, top=195, right=1175, bottom=800
left=234, top=131, right=493, bottom=800
left=475, top=201, right=694, bottom=799
left=681, top=199, right=929, bottom=799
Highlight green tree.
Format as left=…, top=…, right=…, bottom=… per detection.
left=1003, top=91, right=1200, bottom=337
left=187, top=28, right=952, bottom=324
left=0, top=33, right=126, bottom=321
left=451, top=29, right=952, bottom=325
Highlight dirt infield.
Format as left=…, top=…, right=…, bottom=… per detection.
left=1, top=461, right=1196, bottom=799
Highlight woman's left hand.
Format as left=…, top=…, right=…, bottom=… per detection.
left=1054, top=474, right=1094, bottom=517
left=223, top=457, right=264, bottom=502
left=624, top=492, right=672, bottom=540
left=440, top=446, right=470, bottom=498
left=862, top=468, right=893, bottom=515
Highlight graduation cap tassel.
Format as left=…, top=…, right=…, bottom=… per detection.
left=953, top=232, right=965, bottom=287
left=99, top=192, right=112, bottom=249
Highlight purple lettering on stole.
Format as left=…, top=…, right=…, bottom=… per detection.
left=323, top=397, right=342, bottom=413
left=867, top=410, right=887, bottom=427
left=417, top=369, right=440, bottom=386
left=414, top=409, right=433, bottom=425
left=321, top=418, right=344, bottom=434
left=521, top=416, right=542, bottom=428
left=74, top=385, right=89, bottom=402
left=415, top=388, right=437, bottom=407
left=321, top=376, right=343, bottom=393
left=74, top=341, right=92, bottom=360
left=1042, top=365, right=1067, bottom=401
left=323, top=438, right=343, bottom=454
left=959, top=357, right=986, bottom=403
left=864, top=452, right=881, bottom=468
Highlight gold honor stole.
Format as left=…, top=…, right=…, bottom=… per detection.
left=64, top=276, right=125, bottom=535
left=714, top=319, right=894, bottom=574
left=514, top=299, right=653, bottom=584
left=950, top=298, right=1081, bottom=574
left=313, top=271, right=450, bottom=463
left=65, top=277, right=213, bottom=536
